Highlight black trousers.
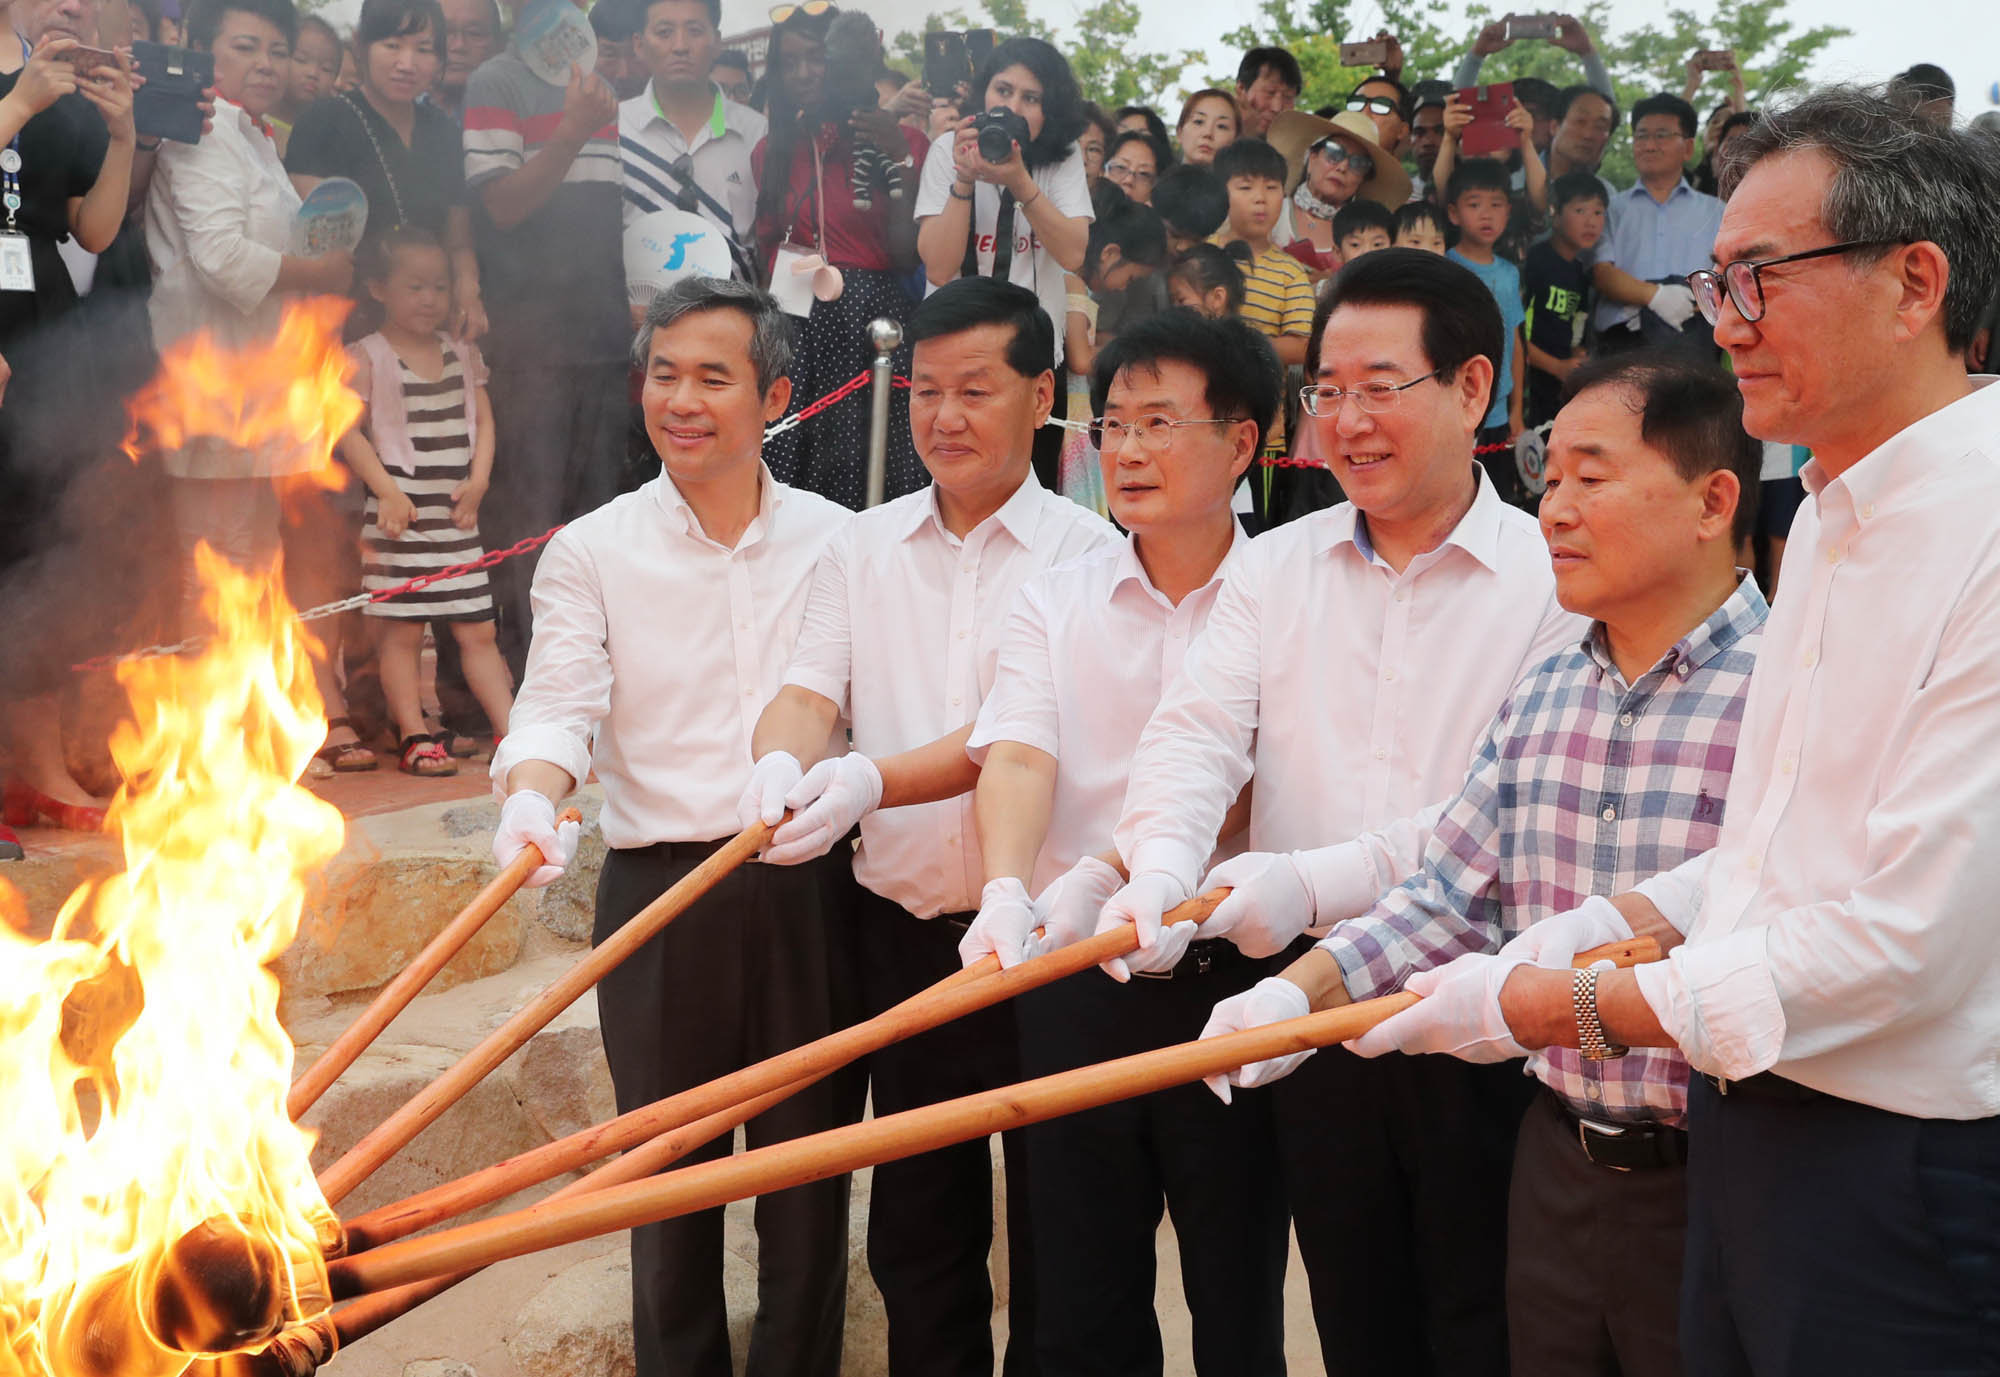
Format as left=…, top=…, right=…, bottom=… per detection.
left=854, top=889, right=1037, bottom=1377
left=594, top=842, right=866, bottom=1377
left=1273, top=987, right=1536, bottom=1377
left=484, top=357, right=629, bottom=684
left=1015, top=945, right=1289, bottom=1377
left=1682, top=1074, right=2000, bottom=1376
left=1507, top=1092, right=1686, bottom=1377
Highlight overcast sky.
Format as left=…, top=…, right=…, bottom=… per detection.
left=715, top=0, right=1990, bottom=112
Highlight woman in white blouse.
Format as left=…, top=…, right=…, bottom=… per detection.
left=146, top=0, right=354, bottom=582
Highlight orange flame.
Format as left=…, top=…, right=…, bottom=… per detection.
left=2, top=305, right=359, bottom=1376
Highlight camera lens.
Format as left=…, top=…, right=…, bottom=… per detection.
left=978, top=122, right=1013, bottom=163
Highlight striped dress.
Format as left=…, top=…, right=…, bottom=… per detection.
left=360, top=341, right=494, bottom=620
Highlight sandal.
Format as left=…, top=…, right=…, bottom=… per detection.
left=434, top=729, right=481, bottom=759
left=316, top=718, right=380, bottom=773
left=398, top=734, right=459, bottom=777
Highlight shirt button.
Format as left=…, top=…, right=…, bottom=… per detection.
left=1601, top=806, right=1616, bottom=821
left=1803, top=650, right=1818, bottom=668
left=1826, top=546, right=1841, bottom=564
left=1585, top=1081, right=1602, bottom=1100
left=1619, top=713, right=1634, bottom=727
left=1374, top=747, right=1387, bottom=760
left=956, top=629, right=968, bottom=639
left=1394, top=592, right=1406, bottom=603
left=1384, top=670, right=1396, bottom=682
left=951, top=695, right=962, bottom=707
left=1675, top=663, right=1689, bottom=677
left=1781, top=753, right=1797, bottom=774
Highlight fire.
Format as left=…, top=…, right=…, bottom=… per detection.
left=1, top=304, right=359, bottom=1376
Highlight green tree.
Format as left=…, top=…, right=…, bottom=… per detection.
left=1217, top=0, right=1466, bottom=111
left=892, top=0, right=1201, bottom=109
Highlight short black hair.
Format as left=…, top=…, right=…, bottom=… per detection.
left=1085, top=188, right=1168, bottom=279
left=1236, top=45, right=1301, bottom=95
left=356, top=0, right=444, bottom=54
left=1406, top=78, right=1451, bottom=119
left=1350, top=73, right=1407, bottom=107
left=636, top=0, right=720, bottom=24
left=1561, top=350, right=1762, bottom=543
left=1632, top=92, right=1698, bottom=138
left=1091, top=309, right=1282, bottom=456
left=714, top=49, right=750, bottom=74
left=1114, top=103, right=1170, bottom=145
left=1556, top=83, right=1617, bottom=123
left=1167, top=244, right=1245, bottom=313
left=1307, top=248, right=1504, bottom=416
left=1512, top=76, right=1558, bottom=117
left=1110, top=128, right=1171, bottom=174
left=1445, top=157, right=1511, bottom=204
left=1332, top=199, right=1396, bottom=242
left=184, top=0, right=297, bottom=49
left=1550, top=170, right=1610, bottom=210
left=591, top=0, right=640, bottom=41
left=1393, top=200, right=1446, bottom=239
left=1152, top=164, right=1228, bottom=240
left=360, top=224, right=448, bottom=284
left=1212, top=137, right=1288, bottom=188
left=906, top=276, right=1054, bottom=378
left=1891, top=62, right=1954, bottom=102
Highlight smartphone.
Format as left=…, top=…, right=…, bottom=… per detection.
left=1696, top=48, right=1735, bottom=70
left=56, top=44, right=122, bottom=76
left=1503, top=13, right=1562, bottom=40
left=922, top=31, right=968, bottom=106
left=1454, top=81, right=1517, bottom=157
left=131, top=40, right=212, bottom=144
left=1339, top=38, right=1389, bottom=67
left=963, top=28, right=995, bottom=68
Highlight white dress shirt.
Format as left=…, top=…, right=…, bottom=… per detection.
left=970, top=529, right=1246, bottom=894
left=492, top=468, right=850, bottom=848
left=1634, top=378, right=2000, bottom=1118
left=1115, top=468, right=1585, bottom=918
left=781, top=475, right=1114, bottom=917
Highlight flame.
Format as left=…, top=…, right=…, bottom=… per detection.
left=1, top=304, right=358, bottom=1376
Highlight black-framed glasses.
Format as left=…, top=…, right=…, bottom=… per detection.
left=1345, top=94, right=1398, bottom=117
left=1088, top=413, right=1249, bottom=450
left=1311, top=139, right=1374, bottom=179
left=1299, top=370, right=1438, bottom=417
left=1687, top=240, right=1906, bottom=325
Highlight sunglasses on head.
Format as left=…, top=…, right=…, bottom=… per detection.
left=1346, top=95, right=1398, bottom=117
left=769, top=0, right=832, bottom=21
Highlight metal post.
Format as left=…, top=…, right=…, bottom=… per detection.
left=864, top=318, right=902, bottom=509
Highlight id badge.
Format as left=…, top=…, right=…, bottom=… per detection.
left=0, top=232, right=34, bottom=292
left=769, top=241, right=818, bottom=319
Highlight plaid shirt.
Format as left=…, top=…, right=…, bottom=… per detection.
left=1321, top=577, right=1769, bottom=1123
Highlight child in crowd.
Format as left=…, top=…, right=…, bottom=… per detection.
left=1444, top=161, right=1529, bottom=506
left=1213, top=138, right=1313, bottom=477
left=1167, top=243, right=1246, bottom=317
left=1062, top=195, right=1170, bottom=514
left=338, top=229, right=515, bottom=777
left=1393, top=200, right=1447, bottom=253
left=271, top=14, right=342, bottom=154
left=1332, top=199, right=1396, bottom=261
left=1151, top=163, right=1229, bottom=256
left=1522, top=172, right=1607, bottom=427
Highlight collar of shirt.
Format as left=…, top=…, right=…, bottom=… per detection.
left=1618, top=176, right=1692, bottom=208
left=646, top=79, right=729, bottom=148
left=893, top=469, right=1047, bottom=551
left=1321, top=463, right=1507, bottom=574
left=646, top=460, right=781, bottom=549
left=212, top=94, right=273, bottom=144
left=1582, top=571, right=1771, bottom=687
left=1801, top=375, right=2000, bottom=515
left=1108, top=521, right=1245, bottom=608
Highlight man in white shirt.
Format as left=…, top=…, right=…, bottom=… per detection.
left=1085, top=249, right=1584, bottom=1377
left=743, top=276, right=1113, bottom=1376
left=488, top=277, right=856, bottom=1377
left=959, top=311, right=1288, bottom=1375
left=1358, top=89, right=2000, bottom=1375
left=616, top=0, right=764, bottom=282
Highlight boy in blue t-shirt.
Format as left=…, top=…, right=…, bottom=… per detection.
left=1444, top=160, right=1530, bottom=507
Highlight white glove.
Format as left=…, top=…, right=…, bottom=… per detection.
left=763, top=752, right=884, bottom=865
left=1500, top=895, right=1632, bottom=969
left=1112, top=917, right=1201, bottom=980
left=1200, top=851, right=1316, bottom=958
left=1198, top=976, right=1314, bottom=1103
left=1646, top=282, right=1698, bottom=328
left=1032, top=855, right=1124, bottom=955
left=960, top=877, right=1039, bottom=970
left=1346, top=952, right=1530, bottom=1062
left=494, top=789, right=581, bottom=888
left=738, top=750, right=803, bottom=830
left=1091, top=870, right=1190, bottom=981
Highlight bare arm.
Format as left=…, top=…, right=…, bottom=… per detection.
left=1271, top=332, right=1307, bottom=367
left=505, top=758, right=579, bottom=802
left=480, top=63, right=616, bottom=231
left=750, top=683, right=843, bottom=769
left=1591, top=260, right=1659, bottom=307
left=877, top=722, right=979, bottom=808
left=916, top=174, right=975, bottom=286
left=447, top=203, right=486, bottom=338
left=975, top=741, right=1057, bottom=885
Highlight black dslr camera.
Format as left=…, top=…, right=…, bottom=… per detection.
left=974, top=107, right=1032, bottom=164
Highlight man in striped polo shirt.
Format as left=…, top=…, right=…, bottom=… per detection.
left=1201, top=350, right=1766, bottom=1377
left=463, top=3, right=628, bottom=680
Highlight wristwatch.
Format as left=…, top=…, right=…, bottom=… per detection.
left=1573, top=967, right=1628, bottom=1061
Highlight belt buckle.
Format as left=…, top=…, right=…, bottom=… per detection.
left=1192, top=946, right=1215, bottom=977
left=1576, top=1117, right=1634, bottom=1173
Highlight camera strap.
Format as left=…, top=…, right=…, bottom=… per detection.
left=961, top=187, right=1017, bottom=283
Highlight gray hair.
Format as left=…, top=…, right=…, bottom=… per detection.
left=629, top=275, right=795, bottom=393
left=1718, top=85, right=2000, bottom=352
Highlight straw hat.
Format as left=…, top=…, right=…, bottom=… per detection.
left=1266, top=109, right=1413, bottom=209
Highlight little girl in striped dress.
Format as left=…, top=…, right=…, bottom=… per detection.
left=338, top=228, right=514, bottom=777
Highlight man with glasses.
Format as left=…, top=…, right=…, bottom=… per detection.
left=1082, top=248, right=1583, bottom=1377
left=959, top=309, right=1288, bottom=1377
left=1591, top=93, right=1718, bottom=352
left=1345, top=73, right=1409, bottom=156
left=744, top=276, right=1112, bottom=1377
left=1341, top=88, right=2000, bottom=1376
